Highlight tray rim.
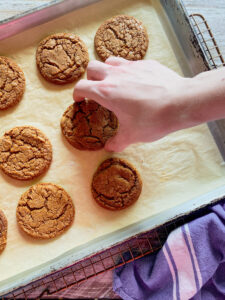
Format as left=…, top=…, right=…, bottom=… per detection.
left=0, top=0, right=102, bottom=41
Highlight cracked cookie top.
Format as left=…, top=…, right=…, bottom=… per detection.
left=0, top=56, right=25, bottom=110
left=0, top=126, right=52, bottom=181
left=0, top=209, right=7, bottom=254
left=61, top=100, right=118, bottom=151
left=16, top=183, right=75, bottom=239
left=92, top=158, right=142, bottom=210
left=94, top=15, right=149, bottom=61
left=36, top=33, right=89, bottom=84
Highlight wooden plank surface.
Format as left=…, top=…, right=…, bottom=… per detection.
left=0, top=0, right=224, bottom=57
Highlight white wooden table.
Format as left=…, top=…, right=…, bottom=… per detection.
left=0, top=0, right=224, bottom=56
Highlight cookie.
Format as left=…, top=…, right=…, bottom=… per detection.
left=0, top=126, right=52, bottom=181
left=0, top=209, right=7, bottom=254
left=61, top=100, right=118, bottom=151
left=36, top=33, right=89, bottom=84
left=92, top=158, right=142, bottom=210
left=0, top=56, right=25, bottom=110
left=94, top=15, right=149, bottom=61
left=16, top=183, right=75, bottom=239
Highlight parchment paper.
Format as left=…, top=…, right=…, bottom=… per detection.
left=0, top=0, right=225, bottom=283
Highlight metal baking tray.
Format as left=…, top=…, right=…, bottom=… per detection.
left=1, top=0, right=225, bottom=297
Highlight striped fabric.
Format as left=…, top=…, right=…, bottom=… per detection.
left=163, top=225, right=202, bottom=300
left=114, top=200, right=225, bottom=300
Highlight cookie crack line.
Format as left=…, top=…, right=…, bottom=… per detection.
left=81, top=135, right=102, bottom=143
left=108, top=26, right=127, bottom=45
left=43, top=61, right=61, bottom=73
left=98, top=159, right=137, bottom=174
left=1, top=137, right=49, bottom=165
left=55, top=204, right=69, bottom=221
left=66, top=105, right=85, bottom=128
left=42, top=48, right=75, bottom=73
left=92, top=179, right=135, bottom=200
left=105, top=27, right=144, bottom=56
left=7, top=60, right=20, bottom=76
left=19, top=203, right=45, bottom=212
left=103, top=122, right=116, bottom=130
left=0, top=61, right=17, bottom=91
left=43, top=55, right=75, bottom=77
left=42, top=36, right=80, bottom=47
left=3, top=137, right=45, bottom=152
left=18, top=203, right=69, bottom=222
left=62, top=47, right=75, bottom=63
left=84, top=111, right=102, bottom=139
left=97, top=196, right=125, bottom=209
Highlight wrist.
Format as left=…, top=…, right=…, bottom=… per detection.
left=176, top=76, right=206, bottom=127
left=163, top=77, right=200, bottom=134
left=186, top=69, right=225, bottom=125
left=170, top=69, right=225, bottom=132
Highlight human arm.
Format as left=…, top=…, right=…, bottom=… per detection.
left=73, top=57, right=225, bottom=152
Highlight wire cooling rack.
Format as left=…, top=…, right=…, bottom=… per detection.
left=3, top=13, right=225, bottom=300
left=189, top=14, right=225, bottom=69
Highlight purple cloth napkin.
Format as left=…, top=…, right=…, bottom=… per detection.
left=113, top=200, right=225, bottom=300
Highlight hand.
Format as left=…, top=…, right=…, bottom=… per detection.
left=73, top=57, right=195, bottom=152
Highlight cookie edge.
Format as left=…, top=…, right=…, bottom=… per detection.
left=0, top=209, right=8, bottom=254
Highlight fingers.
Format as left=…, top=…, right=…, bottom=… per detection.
left=87, top=60, right=110, bottom=81
left=105, top=56, right=130, bottom=66
left=73, top=79, right=99, bottom=102
left=105, top=135, right=127, bottom=152
left=74, top=58, right=129, bottom=102
left=104, top=125, right=129, bottom=152
left=73, top=79, right=113, bottom=111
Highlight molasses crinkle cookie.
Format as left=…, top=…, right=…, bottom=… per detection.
left=95, top=15, right=149, bottom=61
left=36, top=33, right=89, bottom=84
left=92, top=158, right=142, bottom=210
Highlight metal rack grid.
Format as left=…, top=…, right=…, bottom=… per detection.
left=3, top=13, right=225, bottom=300
left=189, top=14, right=225, bottom=69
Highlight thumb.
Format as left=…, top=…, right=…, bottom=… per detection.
left=105, top=56, right=130, bottom=66
left=105, top=127, right=129, bottom=152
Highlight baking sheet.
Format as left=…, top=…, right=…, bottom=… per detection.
left=0, top=0, right=225, bottom=290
